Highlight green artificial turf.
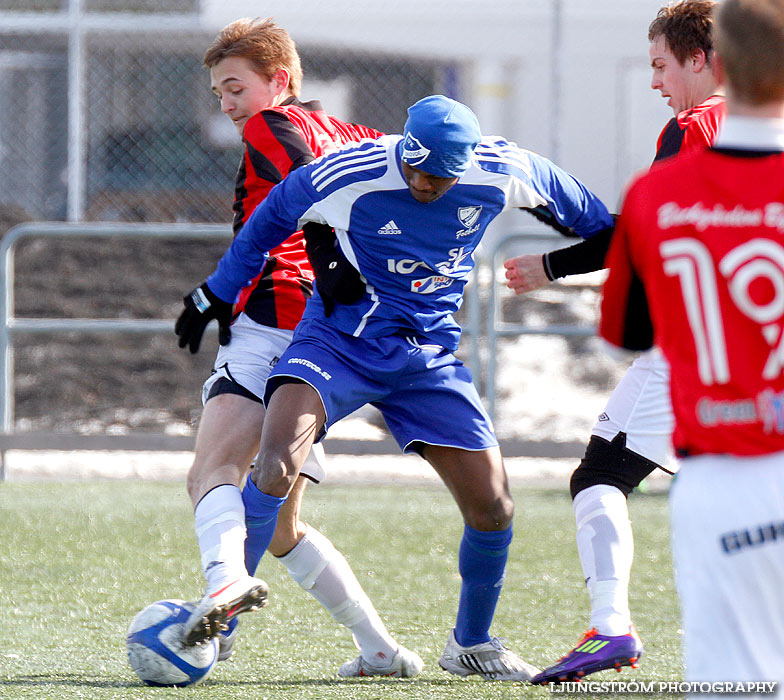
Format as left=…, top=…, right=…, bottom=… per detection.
left=0, top=481, right=683, bottom=699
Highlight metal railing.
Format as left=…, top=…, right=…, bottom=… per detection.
left=483, top=230, right=599, bottom=418
left=0, top=222, right=600, bottom=476
left=0, top=222, right=232, bottom=434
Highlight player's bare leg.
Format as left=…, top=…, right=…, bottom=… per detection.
left=185, top=393, right=269, bottom=646
left=216, top=472, right=310, bottom=661
left=268, top=475, right=419, bottom=676
left=423, top=445, right=540, bottom=681
left=187, top=393, right=263, bottom=507
left=244, top=381, right=422, bottom=676
left=250, top=381, right=324, bottom=494
left=268, top=475, right=308, bottom=556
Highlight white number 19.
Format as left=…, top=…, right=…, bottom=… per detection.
left=661, top=238, right=784, bottom=385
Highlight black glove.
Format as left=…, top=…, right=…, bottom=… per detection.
left=302, top=222, right=365, bottom=316
left=174, top=282, right=233, bottom=354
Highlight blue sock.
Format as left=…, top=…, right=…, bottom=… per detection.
left=454, top=523, right=513, bottom=647
left=241, top=477, right=287, bottom=576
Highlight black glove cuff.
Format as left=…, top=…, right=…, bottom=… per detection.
left=188, top=283, right=218, bottom=313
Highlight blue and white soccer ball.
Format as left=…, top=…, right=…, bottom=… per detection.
left=126, top=599, right=219, bottom=687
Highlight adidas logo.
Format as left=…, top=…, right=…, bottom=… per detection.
left=378, top=220, right=402, bottom=235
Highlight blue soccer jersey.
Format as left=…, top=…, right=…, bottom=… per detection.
left=208, top=134, right=612, bottom=350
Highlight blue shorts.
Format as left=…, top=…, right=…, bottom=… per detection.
left=264, top=318, right=498, bottom=454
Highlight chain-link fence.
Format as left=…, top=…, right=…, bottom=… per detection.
left=0, top=1, right=456, bottom=226
left=0, top=1, right=649, bottom=445
left=0, top=1, right=466, bottom=438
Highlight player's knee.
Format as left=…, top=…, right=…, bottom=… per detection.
left=570, top=433, right=659, bottom=499
left=466, top=494, right=514, bottom=531
left=186, top=452, right=248, bottom=503
left=185, top=459, right=221, bottom=502
left=251, top=454, right=295, bottom=497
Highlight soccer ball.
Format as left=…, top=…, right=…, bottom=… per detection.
left=126, top=599, right=219, bottom=687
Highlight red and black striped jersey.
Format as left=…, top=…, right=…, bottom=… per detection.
left=600, top=145, right=784, bottom=457
left=653, top=94, right=726, bottom=162
left=232, top=96, right=383, bottom=330
left=543, top=97, right=726, bottom=280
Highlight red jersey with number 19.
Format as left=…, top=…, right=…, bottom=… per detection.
left=600, top=146, right=784, bottom=457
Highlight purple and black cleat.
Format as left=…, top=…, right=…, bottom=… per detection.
left=531, top=626, right=643, bottom=685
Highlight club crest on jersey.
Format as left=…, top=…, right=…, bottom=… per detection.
left=411, top=275, right=453, bottom=294
left=401, top=133, right=430, bottom=167
left=456, top=206, right=482, bottom=238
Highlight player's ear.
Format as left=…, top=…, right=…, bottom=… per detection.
left=272, top=68, right=290, bottom=95
left=691, top=48, right=707, bottom=72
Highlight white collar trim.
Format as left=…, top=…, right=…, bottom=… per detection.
left=715, top=115, right=784, bottom=150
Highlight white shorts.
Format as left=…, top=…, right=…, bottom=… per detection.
left=670, top=451, right=784, bottom=694
left=591, top=347, right=675, bottom=469
left=201, top=313, right=327, bottom=483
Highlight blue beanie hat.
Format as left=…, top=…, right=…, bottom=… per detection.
left=401, top=95, right=481, bottom=178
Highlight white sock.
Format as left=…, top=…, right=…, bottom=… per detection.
left=194, top=485, right=248, bottom=585
left=278, top=527, right=398, bottom=666
left=573, top=484, right=634, bottom=636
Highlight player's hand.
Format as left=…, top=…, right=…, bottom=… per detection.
left=303, top=222, right=365, bottom=317
left=175, top=282, right=233, bottom=354
left=504, top=254, right=551, bottom=295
